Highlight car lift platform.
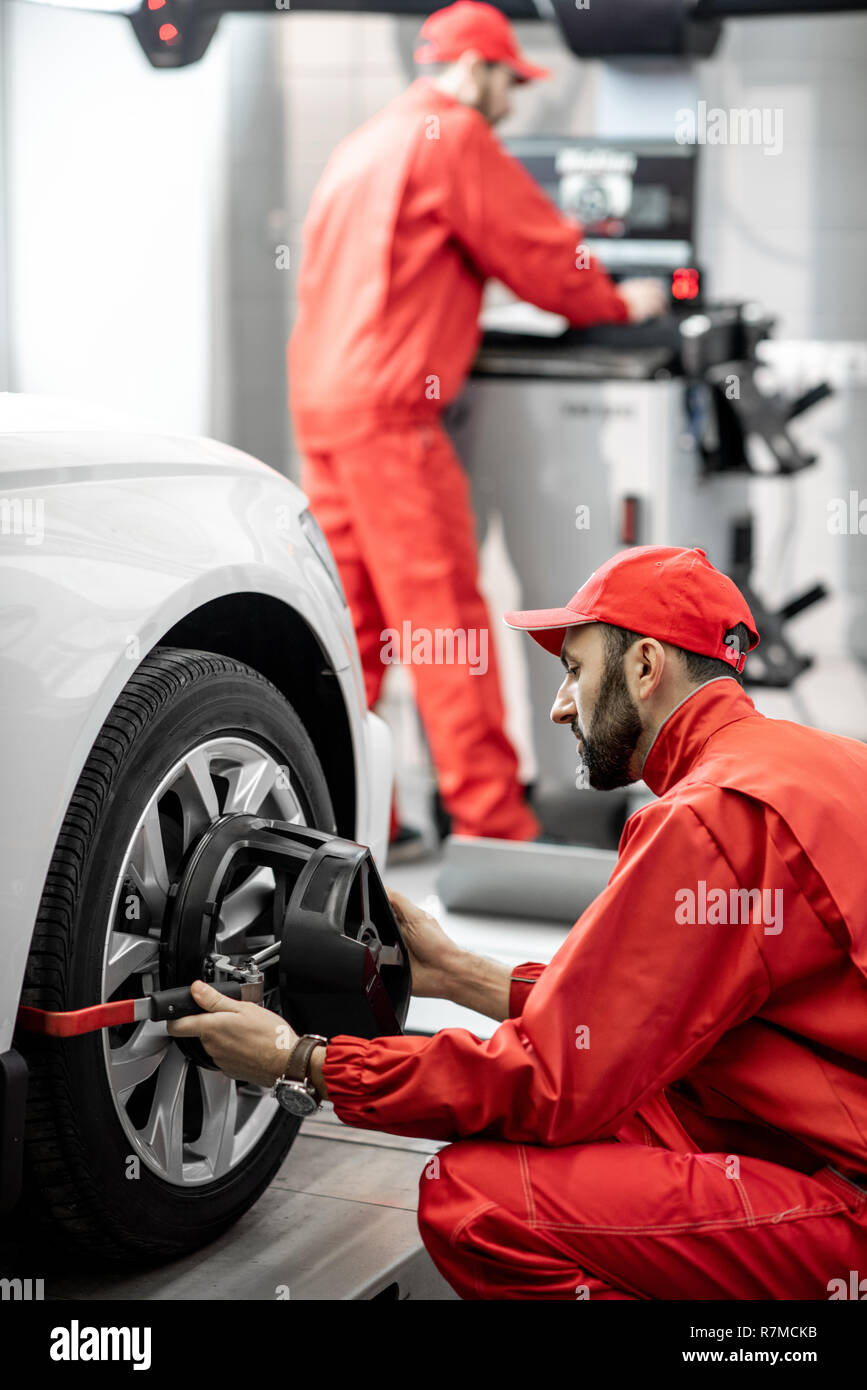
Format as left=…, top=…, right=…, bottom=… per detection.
left=0, top=1106, right=457, bottom=1301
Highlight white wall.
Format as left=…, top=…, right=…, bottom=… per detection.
left=6, top=0, right=230, bottom=436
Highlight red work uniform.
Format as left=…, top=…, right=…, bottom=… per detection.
left=289, top=77, right=628, bottom=839
left=323, top=679, right=867, bottom=1298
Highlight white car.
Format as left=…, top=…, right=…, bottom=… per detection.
left=0, top=394, right=392, bottom=1259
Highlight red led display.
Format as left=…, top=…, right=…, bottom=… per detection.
left=672, top=267, right=700, bottom=301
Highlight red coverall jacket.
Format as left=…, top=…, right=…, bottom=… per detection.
left=324, top=678, right=867, bottom=1185
left=288, top=76, right=628, bottom=451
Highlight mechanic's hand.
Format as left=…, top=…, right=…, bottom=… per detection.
left=617, top=277, right=668, bottom=324
left=166, top=980, right=298, bottom=1087
left=386, top=888, right=464, bottom=999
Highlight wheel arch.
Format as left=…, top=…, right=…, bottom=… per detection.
left=157, top=593, right=357, bottom=839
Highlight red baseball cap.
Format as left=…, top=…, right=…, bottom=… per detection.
left=504, top=546, right=760, bottom=674
left=414, top=1, right=552, bottom=83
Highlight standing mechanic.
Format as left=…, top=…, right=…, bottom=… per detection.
left=288, top=1, right=667, bottom=844
left=171, top=545, right=867, bottom=1300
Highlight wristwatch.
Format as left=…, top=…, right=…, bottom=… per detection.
left=272, top=1034, right=327, bottom=1117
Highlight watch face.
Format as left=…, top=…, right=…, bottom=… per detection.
left=276, top=1082, right=319, bottom=1117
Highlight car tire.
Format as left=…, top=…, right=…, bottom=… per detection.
left=18, top=647, right=337, bottom=1262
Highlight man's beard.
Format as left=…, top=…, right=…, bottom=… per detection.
left=574, top=656, right=643, bottom=791
left=474, top=84, right=500, bottom=125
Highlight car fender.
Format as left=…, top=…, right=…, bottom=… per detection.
left=0, top=458, right=389, bottom=1047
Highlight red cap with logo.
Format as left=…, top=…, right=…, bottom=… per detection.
left=504, top=546, right=760, bottom=674
left=414, top=1, right=552, bottom=83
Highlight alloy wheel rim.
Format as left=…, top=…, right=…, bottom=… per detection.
left=101, top=737, right=305, bottom=1186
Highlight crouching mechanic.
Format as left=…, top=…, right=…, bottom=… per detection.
left=168, top=545, right=867, bottom=1300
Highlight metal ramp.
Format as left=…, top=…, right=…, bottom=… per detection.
left=437, top=834, right=617, bottom=923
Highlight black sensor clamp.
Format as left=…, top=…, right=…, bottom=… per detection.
left=162, top=814, right=410, bottom=1058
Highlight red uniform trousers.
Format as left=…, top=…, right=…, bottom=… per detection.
left=300, top=418, right=539, bottom=841
left=417, top=1092, right=867, bottom=1300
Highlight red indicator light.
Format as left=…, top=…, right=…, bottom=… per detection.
left=158, top=21, right=179, bottom=41
left=672, top=267, right=700, bottom=301
left=147, top=0, right=166, bottom=9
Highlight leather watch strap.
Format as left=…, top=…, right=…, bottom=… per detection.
left=284, top=1034, right=322, bottom=1084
